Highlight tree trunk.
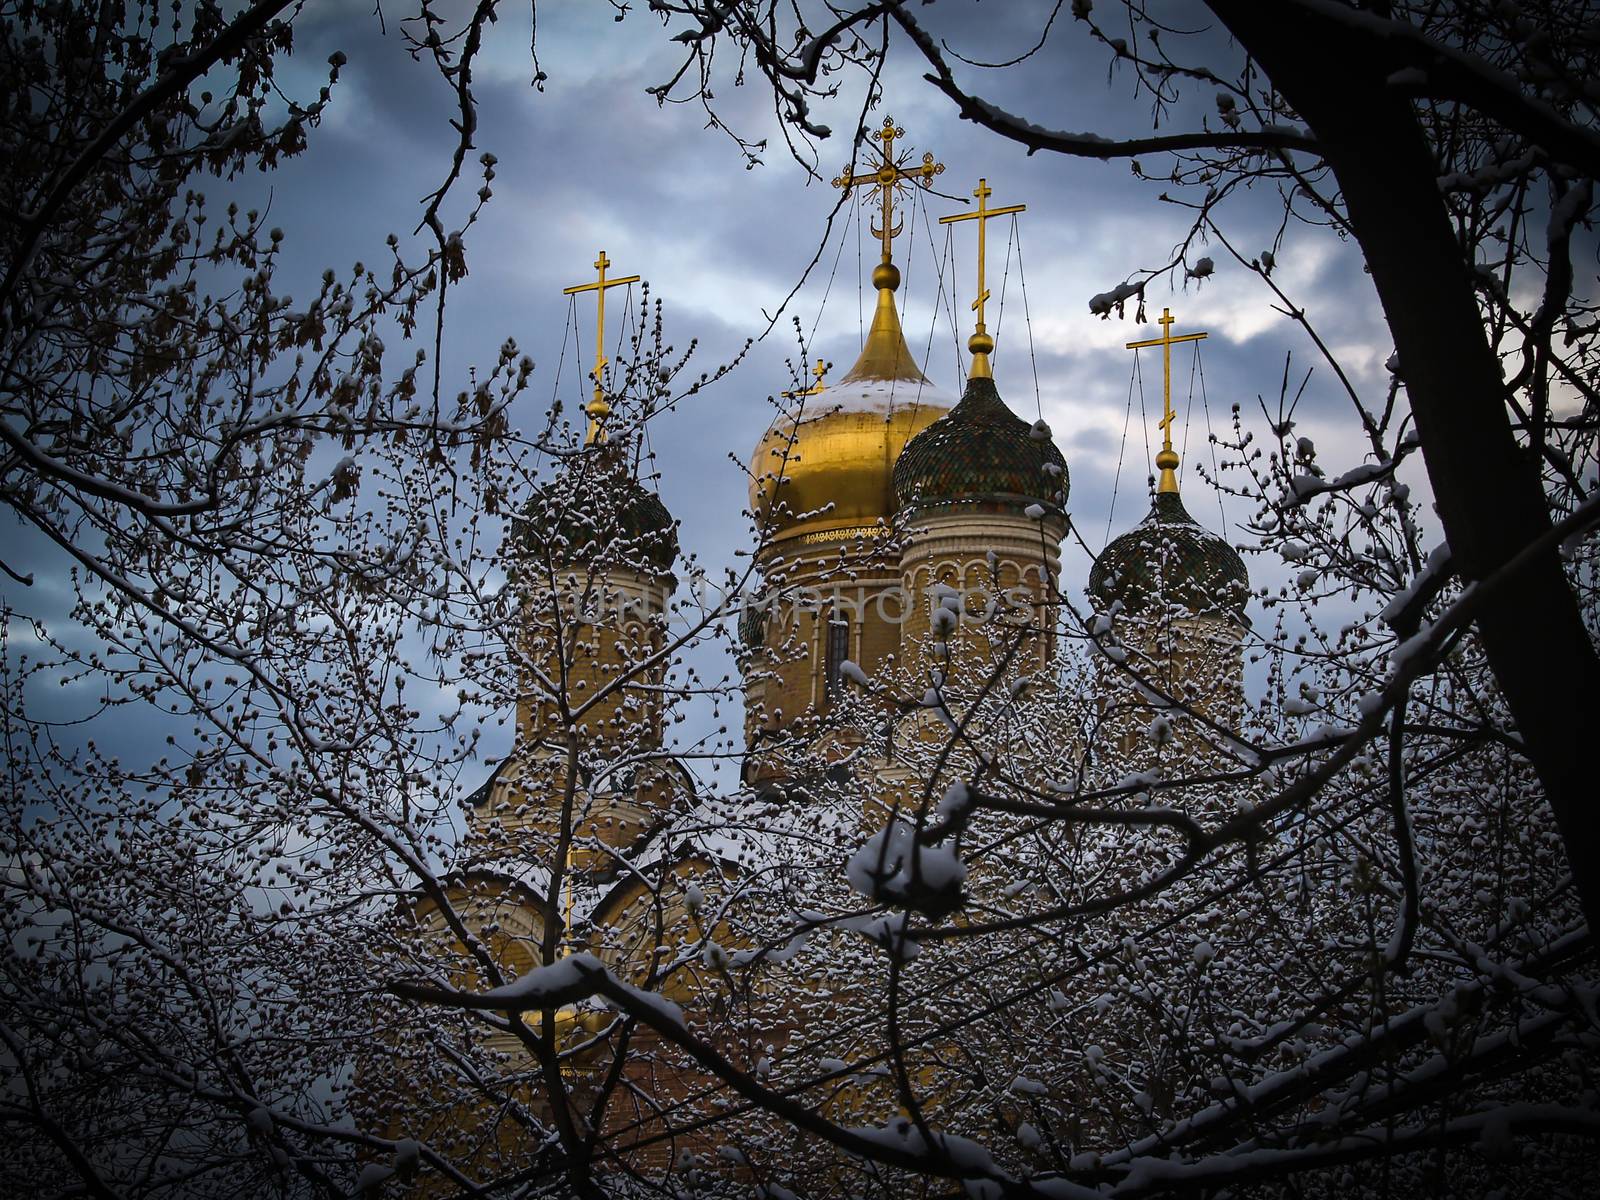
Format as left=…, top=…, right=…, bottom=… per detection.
left=1209, top=0, right=1600, bottom=935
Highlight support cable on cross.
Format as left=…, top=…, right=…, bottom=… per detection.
left=1126, top=308, right=1208, bottom=493
left=562, top=250, right=640, bottom=445
left=940, top=177, right=1025, bottom=381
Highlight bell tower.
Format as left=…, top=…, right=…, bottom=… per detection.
left=743, top=119, right=955, bottom=774
left=1089, top=309, right=1250, bottom=753
left=492, top=252, right=683, bottom=874
left=892, top=178, right=1067, bottom=695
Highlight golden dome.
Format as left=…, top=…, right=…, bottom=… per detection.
left=750, top=279, right=952, bottom=545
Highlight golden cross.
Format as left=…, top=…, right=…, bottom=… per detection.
left=940, top=177, right=1026, bottom=379
left=832, top=116, right=945, bottom=267
left=1126, top=308, right=1208, bottom=494
left=783, top=357, right=829, bottom=399
left=562, top=250, right=640, bottom=445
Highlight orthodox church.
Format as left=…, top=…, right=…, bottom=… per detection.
left=371, top=120, right=1252, bottom=1187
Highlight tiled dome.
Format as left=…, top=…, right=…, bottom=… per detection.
left=1089, top=491, right=1248, bottom=620
left=519, top=442, right=677, bottom=575
left=892, top=376, right=1067, bottom=517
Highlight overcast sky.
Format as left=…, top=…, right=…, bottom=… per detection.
left=257, top=0, right=1404, bottom=557
left=9, top=0, right=1420, bottom=789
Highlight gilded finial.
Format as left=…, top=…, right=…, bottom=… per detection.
left=832, top=118, right=943, bottom=384
left=1126, top=308, right=1208, bottom=494
left=783, top=358, right=829, bottom=400
left=833, top=117, right=945, bottom=272
left=939, top=178, right=1026, bottom=381
left=562, top=250, right=641, bottom=445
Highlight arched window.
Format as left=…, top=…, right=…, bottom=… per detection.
left=824, top=617, right=850, bottom=701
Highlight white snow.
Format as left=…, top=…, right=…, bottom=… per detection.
left=847, top=819, right=967, bottom=904
left=936, top=781, right=973, bottom=819
left=474, top=952, right=685, bottom=1028
left=1089, top=279, right=1144, bottom=316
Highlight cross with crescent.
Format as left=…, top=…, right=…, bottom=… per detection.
left=940, top=177, right=1026, bottom=379
left=832, top=116, right=945, bottom=267
left=562, top=250, right=640, bottom=445
left=1126, top=308, right=1208, bottom=493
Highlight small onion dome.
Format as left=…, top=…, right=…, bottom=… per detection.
left=892, top=375, right=1067, bottom=518
left=1089, top=491, right=1249, bottom=621
left=518, top=442, right=678, bottom=575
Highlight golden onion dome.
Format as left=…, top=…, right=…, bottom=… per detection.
left=750, top=265, right=953, bottom=545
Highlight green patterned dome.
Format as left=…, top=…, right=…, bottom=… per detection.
left=892, top=377, right=1067, bottom=517
left=518, top=442, right=677, bottom=574
left=1089, top=491, right=1249, bottom=620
